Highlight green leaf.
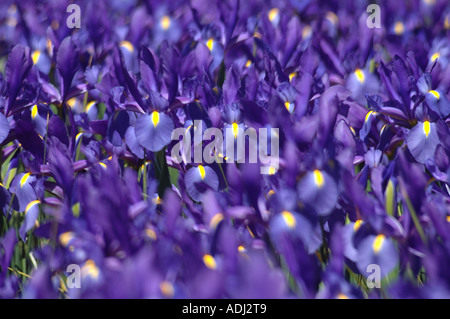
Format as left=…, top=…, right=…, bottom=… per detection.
left=72, top=202, right=80, bottom=218
left=168, top=166, right=179, bottom=189
left=385, top=179, right=395, bottom=216
left=154, top=149, right=171, bottom=198
left=97, top=103, right=106, bottom=120
left=217, top=61, right=226, bottom=89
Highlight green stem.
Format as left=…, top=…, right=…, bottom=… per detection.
left=399, top=180, right=427, bottom=244
left=143, top=162, right=148, bottom=201
left=214, top=153, right=229, bottom=189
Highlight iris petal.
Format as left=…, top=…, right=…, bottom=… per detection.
left=185, top=165, right=219, bottom=202
left=297, top=170, right=338, bottom=216
left=135, top=112, right=174, bottom=152
left=356, top=235, right=399, bottom=279
left=406, top=121, right=440, bottom=163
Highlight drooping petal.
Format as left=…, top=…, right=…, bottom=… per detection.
left=0, top=112, right=10, bottom=144
left=356, top=234, right=399, bottom=279
left=135, top=111, right=174, bottom=152
left=5, top=45, right=33, bottom=114
left=269, top=210, right=322, bottom=254
left=56, top=37, right=79, bottom=102
left=297, top=170, right=338, bottom=216
left=406, top=121, right=440, bottom=164
left=185, top=165, right=219, bottom=202
left=19, top=200, right=40, bottom=241
left=0, top=228, right=17, bottom=277
left=125, top=126, right=144, bottom=159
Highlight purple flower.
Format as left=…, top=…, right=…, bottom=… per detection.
left=0, top=0, right=449, bottom=300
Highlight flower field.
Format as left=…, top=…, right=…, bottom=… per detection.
left=0, top=0, right=449, bottom=299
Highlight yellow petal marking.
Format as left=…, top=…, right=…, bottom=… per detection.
left=85, top=101, right=96, bottom=112
left=160, top=281, right=174, bottom=297
left=268, top=8, right=279, bottom=22
left=326, top=11, right=338, bottom=26
left=25, top=200, right=40, bottom=214
left=198, top=165, right=206, bottom=180
left=46, top=39, right=53, bottom=54
left=289, top=72, right=297, bottom=81
left=281, top=211, right=296, bottom=229
left=151, top=111, right=160, bottom=127
left=365, top=110, right=374, bottom=123
left=20, top=173, right=31, bottom=188
left=145, top=228, right=157, bottom=240
left=67, top=98, right=77, bottom=108
left=302, top=25, right=312, bottom=39
left=152, top=195, right=162, bottom=205
left=210, top=213, right=224, bottom=229
left=423, top=121, right=431, bottom=138
left=232, top=122, right=239, bottom=138
left=206, top=38, right=214, bottom=51
left=355, top=69, right=365, bottom=84
left=285, top=101, right=294, bottom=113
left=31, top=104, right=38, bottom=119
left=350, top=126, right=356, bottom=135
left=373, top=234, right=385, bottom=254
left=353, top=220, right=363, bottom=232
left=120, top=40, right=134, bottom=53
left=81, top=259, right=100, bottom=280
left=268, top=166, right=277, bottom=175
left=430, top=52, right=440, bottom=62
left=59, top=231, right=75, bottom=247
left=32, top=50, right=41, bottom=65
left=313, top=170, right=325, bottom=188
left=246, top=225, right=255, bottom=238
left=75, top=132, right=84, bottom=143
left=160, top=16, right=171, bottom=30
left=394, top=22, right=405, bottom=35
left=203, top=254, right=217, bottom=270
left=428, top=90, right=440, bottom=100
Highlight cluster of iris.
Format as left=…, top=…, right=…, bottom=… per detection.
left=0, top=0, right=449, bottom=299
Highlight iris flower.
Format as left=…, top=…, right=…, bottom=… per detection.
left=0, top=0, right=449, bottom=300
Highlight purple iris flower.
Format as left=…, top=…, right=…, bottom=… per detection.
left=0, top=0, right=449, bottom=300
